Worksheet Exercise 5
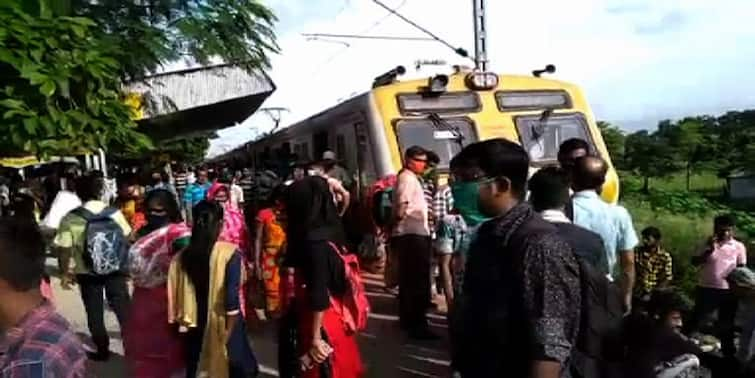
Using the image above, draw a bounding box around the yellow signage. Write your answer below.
[123,92,145,120]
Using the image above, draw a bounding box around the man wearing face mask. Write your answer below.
[455,139,581,378]
[391,145,437,340]
[146,170,177,198]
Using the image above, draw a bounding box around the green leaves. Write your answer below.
[0,5,150,157]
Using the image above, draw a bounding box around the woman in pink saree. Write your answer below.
[207,182,250,252]
[124,189,190,378]
[207,182,252,316]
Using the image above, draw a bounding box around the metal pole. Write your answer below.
[473,0,489,71]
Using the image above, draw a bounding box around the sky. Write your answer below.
[207,0,755,157]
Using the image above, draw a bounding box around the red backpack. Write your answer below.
[327,242,370,333]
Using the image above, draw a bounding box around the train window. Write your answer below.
[496,90,572,112]
[514,112,594,165]
[397,92,481,115]
[394,117,477,168]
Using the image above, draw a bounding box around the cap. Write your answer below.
[322,151,337,161]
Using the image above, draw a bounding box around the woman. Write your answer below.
[168,201,258,378]
[207,182,250,253]
[124,189,190,378]
[10,191,54,301]
[253,186,287,317]
[282,176,363,378]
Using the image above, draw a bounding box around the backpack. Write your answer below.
[367,174,396,230]
[72,207,129,275]
[327,242,370,333]
[506,216,623,378]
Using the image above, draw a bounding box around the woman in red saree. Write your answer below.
[124,189,190,378]
[282,177,364,378]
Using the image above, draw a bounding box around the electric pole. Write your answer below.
[472,0,489,71]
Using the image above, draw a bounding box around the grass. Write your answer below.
[619,171,754,297]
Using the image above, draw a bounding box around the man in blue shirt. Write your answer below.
[571,155,639,312]
[183,168,210,222]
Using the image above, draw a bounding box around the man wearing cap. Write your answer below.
[321,150,353,189]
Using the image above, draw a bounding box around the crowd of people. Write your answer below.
[0,140,752,378]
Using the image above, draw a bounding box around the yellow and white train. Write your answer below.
[225,66,619,203]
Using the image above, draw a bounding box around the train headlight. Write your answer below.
[427,75,449,94]
[465,72,499,90]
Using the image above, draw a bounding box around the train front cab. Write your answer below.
[369,71,620,204]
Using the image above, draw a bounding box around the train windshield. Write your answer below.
[514,112,594,165]
[395,117,477,168]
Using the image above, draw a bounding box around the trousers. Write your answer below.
[391,234,432,330]
[77,273,131,353]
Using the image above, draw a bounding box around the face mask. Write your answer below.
[147,214,169,227]
[407,160,427,174]
[451,182,490,226]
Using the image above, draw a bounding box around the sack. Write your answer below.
[367,175,396,229]
[73,207,129,275]
[327,242,370,333]
[654,354,700,378]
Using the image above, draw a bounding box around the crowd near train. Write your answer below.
[0,67,752,378]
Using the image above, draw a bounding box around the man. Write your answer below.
[54,174,132,361]
[309,161,351,217]
[557,138,590,173]
[183,168,211,222]
[623,288,704,378]
[634,227,673,305]
[229,171,245,209]
[571,155,638,312]
[528,166,605,272]
[688,214,747,357]
[0,219,87,376]
[458,139,581,378]
[146,170,177,198]
[391,146,435,339]
[321,150,353,189]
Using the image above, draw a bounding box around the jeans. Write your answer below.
[391,234,432,331]
[77,273,131,353]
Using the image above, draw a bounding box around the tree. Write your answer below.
[597,121,626,168]
[68,0,278,80]
[657,118,705,191]
[624,130,676,193]
[1,0,278,156]
[0,5,151,156]
[159,136,211,164]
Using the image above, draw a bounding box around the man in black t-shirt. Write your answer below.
[529,166,606,274]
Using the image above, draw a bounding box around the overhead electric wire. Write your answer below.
[302,33,434,42]
[371,0,472,60]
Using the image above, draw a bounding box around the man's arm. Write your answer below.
[392,173,410,222]
[619,249,636,312]
[616,206,638,312]
[691,238,715,266]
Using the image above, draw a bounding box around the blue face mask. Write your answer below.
[450,182,490,226]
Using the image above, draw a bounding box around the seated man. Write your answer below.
[623,288,703,378]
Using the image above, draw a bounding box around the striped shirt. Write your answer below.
[173,172,188,195]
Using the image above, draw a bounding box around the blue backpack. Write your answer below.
[72,207,129,275]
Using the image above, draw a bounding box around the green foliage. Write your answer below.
[0,5,151,156]
[69,0,279,80]
[623,172,755,297]
[597,121,625,165]
[159,136,210,164]
[623,130,676,191]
